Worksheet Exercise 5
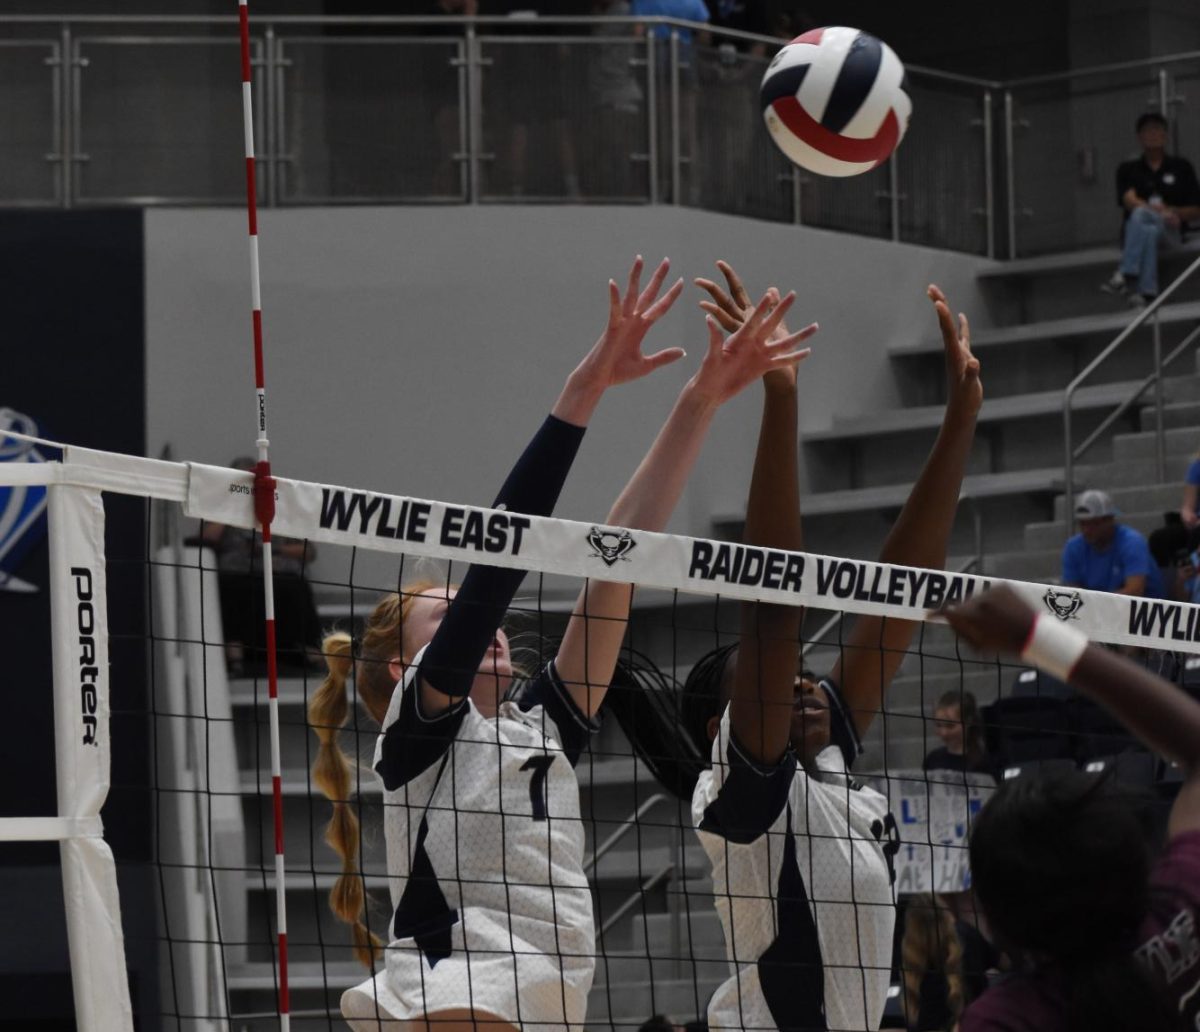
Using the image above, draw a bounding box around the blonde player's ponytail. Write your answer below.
[309,632,382,968]
[307,583,444,967]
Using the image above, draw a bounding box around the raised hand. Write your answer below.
[576,255,686,390]
[554,256,686,426]
[695,259,793,340]
[934,585,1036,656]
[696,260,805,388]
[690,289,818,407]
[928,284,982,417]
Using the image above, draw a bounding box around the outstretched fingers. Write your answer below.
[622,255,645,315]
[757,290,797,340]
[716,259,751,311]
[642,276,685,323]
[641,345,688,371]
[698,298,743,333]
[606,278,622,331]
[704,315,725,359]
[636,257,672,312]
[768,321,819,350]
[694,277,742,325]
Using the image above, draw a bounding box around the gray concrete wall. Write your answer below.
[145,205,990,583]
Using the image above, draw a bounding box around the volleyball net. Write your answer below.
[6,440,1194,1032]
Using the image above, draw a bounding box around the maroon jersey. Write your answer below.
[961,830,1200,1031]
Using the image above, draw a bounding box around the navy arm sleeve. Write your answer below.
[421,414,586,698]
[510,659,600,766]
[698,732,796,845]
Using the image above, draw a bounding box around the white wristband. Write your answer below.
[1019,613,1089,682]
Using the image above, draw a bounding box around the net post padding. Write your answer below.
[48,482,134,1032]
[150,543,241,1028]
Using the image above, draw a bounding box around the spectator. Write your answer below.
[199,457,322,673]
[586,0,645,198]
[1100,111,1200,307]
[1061,488,1166,598]
[631,0,709,203]
[1148,447,1200,577]
[638,1016,682,1032]
[900,894,966,1032]
[417,0,478,195]
[924,690,998,779]
[631,0,710,41]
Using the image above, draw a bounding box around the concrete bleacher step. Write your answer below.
[1139,399,1200,431]
[764,466,1061,522]
[227,960,364,993]
[1025,507,1172,551]
[888,298,1200,359]
[587,972,728,1026]
[806,373,1200,445]
[1113,424,1200,462]
[982,548,1063,582]
[1050,481,1180,522]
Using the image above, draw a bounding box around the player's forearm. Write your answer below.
[598,381,719,533]
[550,364,608,428]
[556,384,719,713]
[878,406,977,570]
[423,414,585,699]
[742,378,802,554]
[730,378,803,765]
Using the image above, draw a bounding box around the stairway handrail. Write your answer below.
[1063,253,1200,535]
[583,792,671,874]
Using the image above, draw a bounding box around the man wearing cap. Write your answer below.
[1062,489,1166,598]
[1101,111,1200,307]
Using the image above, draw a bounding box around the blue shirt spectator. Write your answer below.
[1062,489,1166,598]
[631,0,710,41]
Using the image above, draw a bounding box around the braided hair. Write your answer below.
[603,642,738,801]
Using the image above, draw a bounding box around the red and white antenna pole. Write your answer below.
[237,3,290,1028]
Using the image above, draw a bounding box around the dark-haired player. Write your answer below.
[628,263,981,1031]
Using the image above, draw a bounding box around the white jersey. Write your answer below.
[341,645,597,1032]
[692,682,898,1032]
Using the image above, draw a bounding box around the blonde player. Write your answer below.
[310,256,816,1032]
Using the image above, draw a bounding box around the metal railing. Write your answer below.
[2,16,1200,256]
[1062,253,1200,533]
[1004,51,1200,256]
[0,13,997,252]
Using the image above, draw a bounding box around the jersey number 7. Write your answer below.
[520,755,556,821]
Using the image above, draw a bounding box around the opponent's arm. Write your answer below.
[832,286,982,737]
[555,289,816,718]
[419,257,686,716]
[939,585,1200,838]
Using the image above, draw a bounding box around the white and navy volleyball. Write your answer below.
[761,26,912,178]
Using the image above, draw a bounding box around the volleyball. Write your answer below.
[760,26,912,178]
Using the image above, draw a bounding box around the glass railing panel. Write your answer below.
[691,46,792,223]
[276,36,466,204]
[896,80,990,255]
[0,40,61,205]
[1010,67,1165,256]
[477,35,651,202]
[74,36,264,205]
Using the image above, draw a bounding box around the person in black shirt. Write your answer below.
[1101,111,1200,306]
[923,689,999,779]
